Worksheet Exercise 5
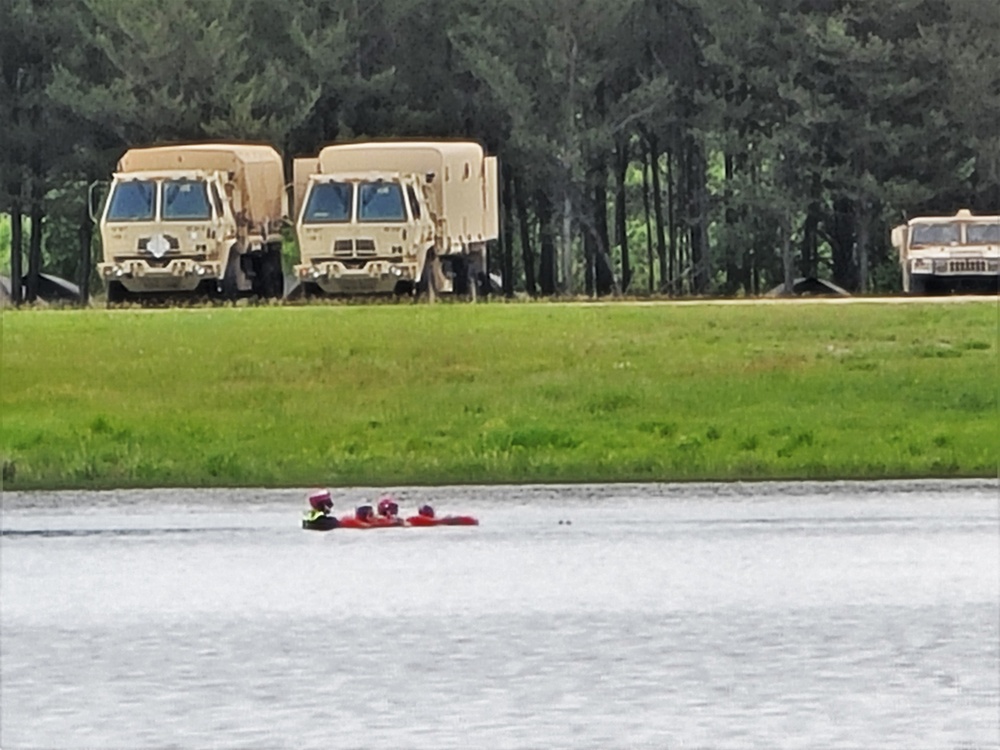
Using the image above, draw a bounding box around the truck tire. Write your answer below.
[417,251,439,301]
[256,247,284,299]
[451,256,470,295]
[908,276,930,296]
[106,281,127,306]
[221,249,240,301]
[393,279,415,296]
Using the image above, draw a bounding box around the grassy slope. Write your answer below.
[1,300,997,489]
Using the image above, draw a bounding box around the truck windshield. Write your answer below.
[106,180,155,221]
[303,182,352,223]
[162,179,212,221]
[910,223,959,246]
[966,224,1000,244]
[359,182,406,222]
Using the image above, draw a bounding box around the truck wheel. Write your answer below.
[257,247,284,299]
[908,276,929,296]
[451,256,470,295]
[221,250,240,301]
[106,281,127,306]
[417,251,439,301]
[393,279,415,296]
[476,271,491,299]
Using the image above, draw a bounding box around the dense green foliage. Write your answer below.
[2,301,996,489]
[2,0,998,300]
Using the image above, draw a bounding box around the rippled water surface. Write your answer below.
[2,480,998,749]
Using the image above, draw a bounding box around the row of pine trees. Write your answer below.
[2,0,998,300]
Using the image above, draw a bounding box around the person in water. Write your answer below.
[417,504,435,519]
[304,489,334,523]
[376,495,400,519]
[355,504,375,523]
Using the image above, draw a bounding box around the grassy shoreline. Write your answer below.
[2,299,997,490]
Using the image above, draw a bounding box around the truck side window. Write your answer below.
[106,180,155,221]
[406,185,421,219]
[210,183,225,219]
[303,182,352,223]
[359,182,406,222]
[162,179,212,221]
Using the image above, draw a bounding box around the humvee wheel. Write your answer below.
[106,281,127,306]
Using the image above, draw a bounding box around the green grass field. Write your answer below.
[1,299,997,489]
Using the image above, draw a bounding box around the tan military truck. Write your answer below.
[97,143,286,303]
[891,209,1000,294]
[293,141,498,298]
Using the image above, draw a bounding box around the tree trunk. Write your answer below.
[614,138,630,294]
[648,133,667,292]
[828,196,858,291]
[666,143,676,292]
[501,161,515,297]
[687,138,709,294]
[536,189,557,296]
[561,186,573,295]
[583,185,595,297]
[592,160,613,297]
[10,198,23,306]
[782,213,795,296]
[515,172,537,296]
[855,199,870,293]
[26,195,43,303]
[641,144,654,293]
[723,152,739,294]
[78,201,94,307]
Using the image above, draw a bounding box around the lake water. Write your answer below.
[1,480,997,749]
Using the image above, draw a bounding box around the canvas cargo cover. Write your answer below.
[117,143,285,224]
[315,141,498,242]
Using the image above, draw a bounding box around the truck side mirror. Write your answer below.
[87,180,108,223]
[890,226,904,248]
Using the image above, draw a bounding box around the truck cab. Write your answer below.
[892,209,1000,294]
[293,141,498,298]
[295,171,441,295]
[97,144,286,303]
[99,169,234,297]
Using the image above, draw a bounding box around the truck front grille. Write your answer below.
[947,259,988,273]
[331,239,378,259]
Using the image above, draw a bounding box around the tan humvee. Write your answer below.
[293,141,499,297]
[891,209,1000,294]
[98,143,287,303]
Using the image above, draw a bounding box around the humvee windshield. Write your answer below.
[910,223,959,246]
[966,224,1000,244]
[106,180,155,221]
[359,182,406,222]
[162,179,211,221]
[303,182,352,223]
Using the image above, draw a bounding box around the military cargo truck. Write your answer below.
[97,143,286,303]
[891,209,1000,294]
[293,141,499,298]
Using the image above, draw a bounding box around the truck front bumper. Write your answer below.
[295,260,418,294]
[98,259,222,292]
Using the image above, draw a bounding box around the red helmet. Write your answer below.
[377,497,399,517]
[309,490,333,512]
[418,504,435,518]
[356,505,374,521]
